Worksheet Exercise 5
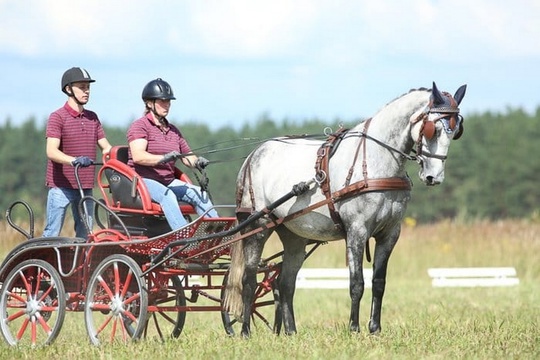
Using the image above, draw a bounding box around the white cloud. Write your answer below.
[1,0,538,60]
[0,0,538,128]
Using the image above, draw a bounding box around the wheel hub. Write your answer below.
[26,297,41,317]
[109,296,124,316]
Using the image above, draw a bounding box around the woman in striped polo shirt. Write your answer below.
[127,78,218,231]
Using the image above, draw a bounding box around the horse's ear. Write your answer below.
[454,84,467,105]
[431,81,445,105]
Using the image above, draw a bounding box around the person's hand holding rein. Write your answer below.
[195,156,209,170]
[159,151,182,164]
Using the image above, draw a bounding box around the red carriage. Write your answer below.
[0,146,282,346]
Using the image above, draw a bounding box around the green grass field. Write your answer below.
[0,219,538,359]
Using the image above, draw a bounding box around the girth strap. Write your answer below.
[314,127,350,230]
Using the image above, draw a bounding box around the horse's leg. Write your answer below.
[274,226,308,335]
[345,225,367,332]
[240,220,272,338]
[368,226,400,334]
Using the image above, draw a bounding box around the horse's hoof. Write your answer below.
[368,322,381,335]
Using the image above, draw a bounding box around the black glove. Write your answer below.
[159,151,181,164]
[195,156,209,170]
[71,156,93,167]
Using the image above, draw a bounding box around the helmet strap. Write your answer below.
[66,84,85,106]
[149,100,166,124]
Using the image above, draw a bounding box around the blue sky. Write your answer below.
[1,0,538,131]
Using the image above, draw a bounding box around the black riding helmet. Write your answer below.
[61,67,95,95]
[142,78,176,101]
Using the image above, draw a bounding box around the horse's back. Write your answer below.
[238,138,322,195]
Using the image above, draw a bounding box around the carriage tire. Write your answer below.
[84,254,148,345]
[0,259,66,346]
[220,271,279,336]
[144,275,187,339]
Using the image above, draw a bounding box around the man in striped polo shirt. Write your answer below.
[43,67,112,238]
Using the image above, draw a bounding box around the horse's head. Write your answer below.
[410,82,467,185]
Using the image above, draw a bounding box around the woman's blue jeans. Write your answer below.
[143,178,218,231]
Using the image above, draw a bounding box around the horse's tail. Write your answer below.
[223,237,245,320]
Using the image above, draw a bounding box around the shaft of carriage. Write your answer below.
[148,180,314,268]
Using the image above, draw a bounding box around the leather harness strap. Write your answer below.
[315,118,404,233]
[314,127,350,231]
[203,176,411,262]
[236,126,412,232]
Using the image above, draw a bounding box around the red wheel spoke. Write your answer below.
[114,263,120,296]
[36,313,52,334]
[109,317,118,342]
[122,310,138,323]
[119,317,129,341]
[90,303,111,311]
[7,310,26,322]
[96,314,114,336]
[6,291,27,304]
[120,269,134,299]
[37,282,56,303]
[97,275,115,299]
[18,271,32,295]
[15,317,30,340]
[31,317,37,345]
[123,292,140,306]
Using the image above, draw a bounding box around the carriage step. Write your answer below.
[427,267,519,287]
[295,268,373,289]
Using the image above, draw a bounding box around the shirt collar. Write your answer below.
[145,112,169,127]
[63,102,84,118]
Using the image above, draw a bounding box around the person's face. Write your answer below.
[70,82,91,104]
[154,98,171,117]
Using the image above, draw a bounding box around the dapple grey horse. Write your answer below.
[224,82,467,336]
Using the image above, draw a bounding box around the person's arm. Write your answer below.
[46,137,78,165]
[98,138,112,156]
[129,138,164,166]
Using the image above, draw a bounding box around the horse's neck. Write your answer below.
[340,90,429,179]
[370,90,427,133]
[365,90,429,151]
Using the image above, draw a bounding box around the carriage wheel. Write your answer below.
[220,268,279,336]
[84,254,148,345]
[144,275,187,340]
[0,259,66,346]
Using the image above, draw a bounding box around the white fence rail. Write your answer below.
[295,268,372,289]
[292,267,519,289]
[427,267,519,287]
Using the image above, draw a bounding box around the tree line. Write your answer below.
[1,108,539,224]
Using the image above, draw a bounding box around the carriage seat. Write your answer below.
[97,146,197,216]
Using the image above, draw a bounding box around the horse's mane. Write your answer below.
[385,87,431,107]
[367,87,432,122]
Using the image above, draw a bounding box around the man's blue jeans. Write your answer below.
[42,187,93,238]
[143,178,218,231]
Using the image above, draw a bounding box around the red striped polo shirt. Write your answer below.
[127,114,191,186]
[45,102,106,189]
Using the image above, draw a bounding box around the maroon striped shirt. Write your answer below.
[45,103,106,189]
[127,114,191,185]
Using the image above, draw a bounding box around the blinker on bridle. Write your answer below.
[411,91,464,161]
